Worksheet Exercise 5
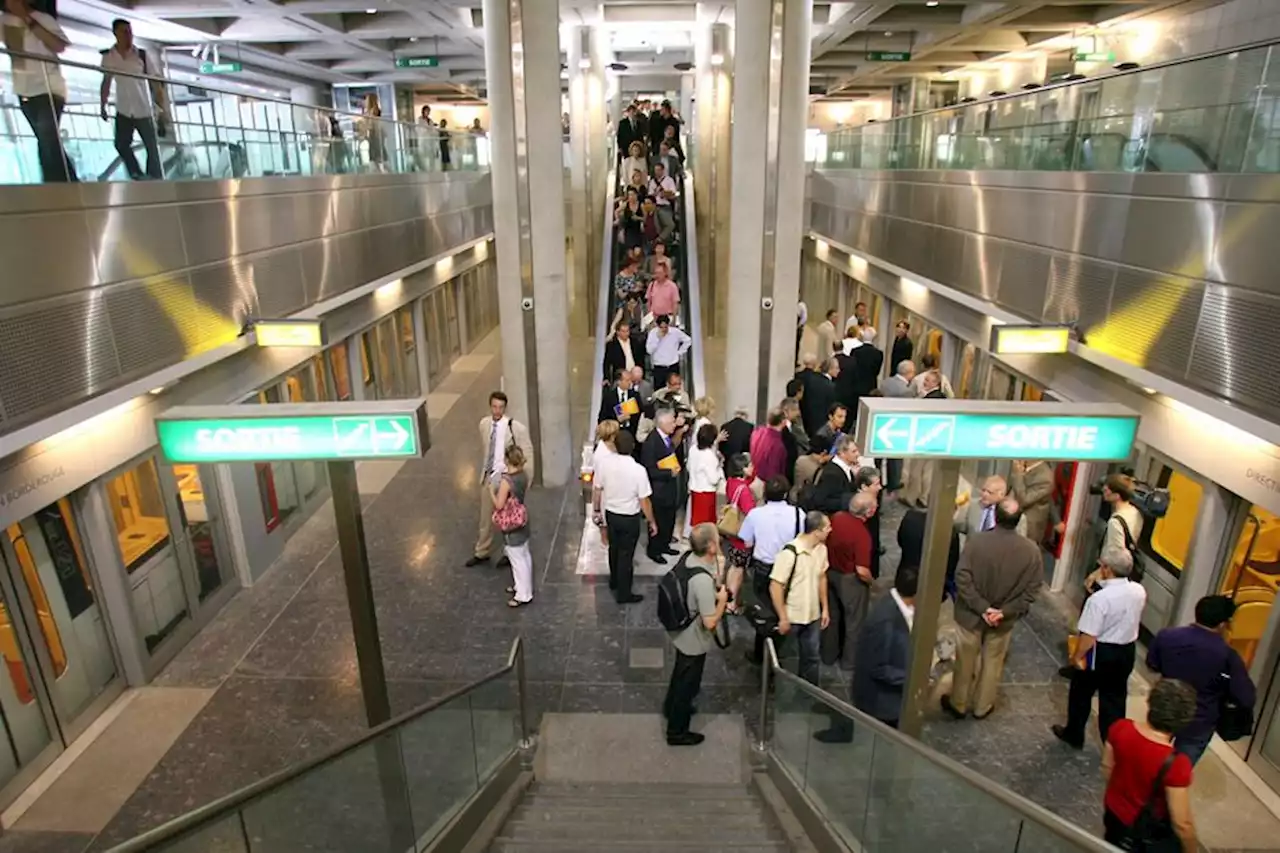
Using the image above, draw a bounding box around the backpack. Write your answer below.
[656,552,712,632]
[744,544,801,637]
[795,466,823,512]
[1113,515,1146,584]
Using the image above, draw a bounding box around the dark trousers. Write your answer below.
[885,458,904,492]
[1063,641,1136,744]
[652,362,676,391]
[664,649,706,737]
[647,499,677,560]
[605,511,641,600]
[821,572,870,668]
[19,94,75,183]
[115,114,163,179]
[750,560,775,663]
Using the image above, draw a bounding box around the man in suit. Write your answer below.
[603,321,645,382]
[810,434,861,515]
[815,565,918,740]
[718,408,754,470]
[878,360,915,493]
[599,368,642,438]
[629,365,654,411]
[955,475,1026,541]
[467,391,535,568]
[1011,460,1053,547]
[641,410,686,565]
[942,499,1043,720]
[890,320,913,373]
[815,309,839,363]
[616,104,637,164]
[850,327,885,409]
[898,507,961,600]
[800,357,839,441]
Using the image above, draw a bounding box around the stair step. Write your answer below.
[490,842,791,853]
[521,794,765,815]
[511,804,771,825]
[500,820,783,843]
[527,781,755,799]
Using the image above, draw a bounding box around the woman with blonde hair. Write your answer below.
[592,420,620,547]
[620,140,648,186]
[490,444,533,607]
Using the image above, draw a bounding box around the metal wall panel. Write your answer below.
[808,169,1280,424]
[0,171,492,437]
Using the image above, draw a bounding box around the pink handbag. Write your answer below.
[492,477,528,533]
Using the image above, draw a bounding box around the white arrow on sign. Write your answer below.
[372,419,410,451]
[875,417,909,450]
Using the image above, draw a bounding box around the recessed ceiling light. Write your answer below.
[365,8,376,14]
[926,0,939,6]
[884,31,893,36]
[409,36,419,42]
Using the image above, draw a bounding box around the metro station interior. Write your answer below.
[1,0,1280,850]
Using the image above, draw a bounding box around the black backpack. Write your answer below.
[656,553,711,632]
[1114,515,1146,584]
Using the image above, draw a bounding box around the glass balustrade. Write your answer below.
[0,47,488,185]
[817,41,1280,174]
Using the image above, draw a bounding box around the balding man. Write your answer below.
[823,491,879,669]
[942,498,1044,720]
[955,475,1026,540]
[878,360,915,494]
[1053,545,1146,749]
[641,410,684,572]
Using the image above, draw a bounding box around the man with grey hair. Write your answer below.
[878,360,916,494]
[641,409,684,571]
[664,523,729,746]
[823,491,878,669]
[1053,544,1146,749]
[942,498,1043,721]
[771,510,832,686]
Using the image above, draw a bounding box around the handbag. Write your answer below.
[491,476,528,533]
[1215,653,1254,741]
[744,508,804,636]
[717,484,748,538]
[1120,752,1181,853]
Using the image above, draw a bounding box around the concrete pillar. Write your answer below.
[483,0,573,486]
[723,0,811,420]
[693,10,733,337]
[567,20,608,340]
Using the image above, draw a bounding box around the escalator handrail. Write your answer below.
[681,169,705,401]
[761,640,1116,853]
[588,168,619,449]
[105,637,528,853]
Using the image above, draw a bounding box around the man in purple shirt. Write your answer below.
[1146,595,1256,764]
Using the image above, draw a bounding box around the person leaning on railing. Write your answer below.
[2,0,76,182]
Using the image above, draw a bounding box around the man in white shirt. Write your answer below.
[646,315,692,391]
[100,19,167,180]
[1053,546,1146,749]
[2,0,74,182]
[468,391,535,569]
[593,431,658,603]
[648,161,678,241]
[843,301,877,343]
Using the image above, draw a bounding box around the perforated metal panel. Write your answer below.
[1189,286,1280,418]
[250,248,307,318]
[995,243,1050,319]
[1098,268,1202,377]
[0,296,120,423]
[1043,254,1114,331]
[106,275,197,379]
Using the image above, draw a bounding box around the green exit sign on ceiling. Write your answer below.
[1075,50,1116,62]
[199,61,242,74]
[156,402,430,463]
[867,51,911,62]
[396,57,439,68]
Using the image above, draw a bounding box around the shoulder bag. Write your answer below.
[1216,649,1254,741]
[717,484,748,538]
[1120,752,1181,853]
[492,476,528,534]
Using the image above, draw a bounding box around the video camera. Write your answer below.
[1088,469,1170,520]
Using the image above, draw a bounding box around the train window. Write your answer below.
[1138,466,1203,578]
[1218,506,1279,667]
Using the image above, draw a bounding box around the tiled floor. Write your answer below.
[4,324,1279,852]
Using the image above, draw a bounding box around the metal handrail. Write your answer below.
[824,35,1280,129]
[106,636,529,853]
[0,45,476,138]
[760,639,1117,853]
[682,168,706,400]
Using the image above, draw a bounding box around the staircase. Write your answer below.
[488,781,793,852]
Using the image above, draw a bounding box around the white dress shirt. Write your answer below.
[593,452,652,515]
[646,325,692,368]
[102,47,154,118]
[618,337,637,371]
[1077,577,1147,644]
[688,446,724,493]
[648,174,677,206]
[739,501,805,565]
[3,12,68,98]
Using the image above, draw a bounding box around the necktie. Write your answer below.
[982,506,994,531]
[484,420,498,477]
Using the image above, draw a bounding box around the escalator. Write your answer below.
[103,638,1113,853]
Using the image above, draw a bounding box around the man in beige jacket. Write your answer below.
[467,390,535,567]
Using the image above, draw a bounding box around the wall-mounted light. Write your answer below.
[926,0,939,6]
[578,28,591,69]
[609,62,628,71]
[253,319,325,348]
[710,25,725,66]
[674,61,694,72]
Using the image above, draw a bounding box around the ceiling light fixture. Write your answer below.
[365,8,376,14]
[710,53,723,66]
[884,31,893,37]
[926,0,939,5]
[579,56,591,69]
[410,36,419,42]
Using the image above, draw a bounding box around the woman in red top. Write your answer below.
[1101,678,1199,853]
[722,452,757,612]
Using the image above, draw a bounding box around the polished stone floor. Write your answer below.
[4,328,1280,851]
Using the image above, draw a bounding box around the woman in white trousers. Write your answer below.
[490,444,534,607]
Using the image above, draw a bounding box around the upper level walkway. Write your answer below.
[809,38,1280,433]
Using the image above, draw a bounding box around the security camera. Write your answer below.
[761,297,774,310]
[521,297,534,311]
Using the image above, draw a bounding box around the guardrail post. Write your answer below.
[756,639,773,754]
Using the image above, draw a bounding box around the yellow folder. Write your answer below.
[657,453,681,474]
